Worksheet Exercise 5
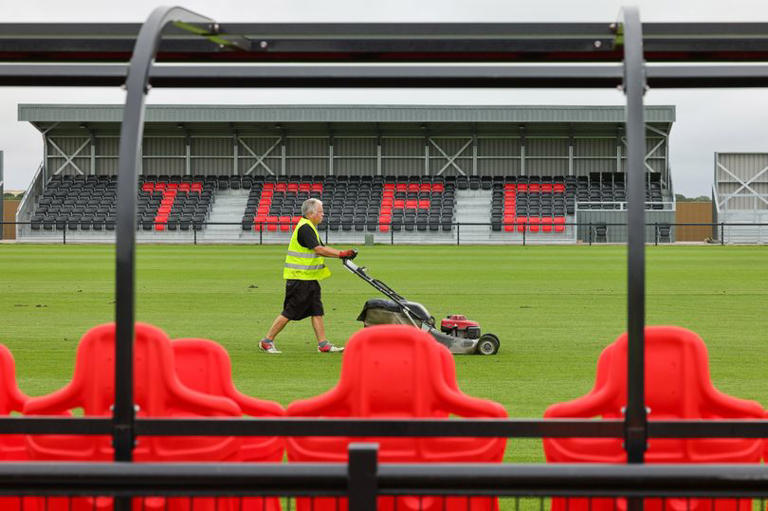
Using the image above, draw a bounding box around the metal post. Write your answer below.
[720,222,724,245]
[654,222,658,246]
[113,7,215,478]
[456,222,460,246]
[621,6,648,465]
[390,224,393,245]
[193,223,197,245]
[588,222,592,246]
[259,224,263,245]
[522,223,526,246]
[348,443,378,511]
[325,222,329,245]
[63,223,66,245]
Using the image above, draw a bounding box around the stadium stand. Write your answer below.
[25,170,669,244]
[29,175,214,233]
[241,175,456,234]
[31,174,117,232]
[286,324,507,511]
[17,104,676,243]
[543,326,764,511]
[139,175,214,231]
[491,176,570,232]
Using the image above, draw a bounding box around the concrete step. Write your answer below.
[454,190,491,228]
[205,190,249,237]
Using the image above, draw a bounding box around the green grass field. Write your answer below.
[1,244,767,464]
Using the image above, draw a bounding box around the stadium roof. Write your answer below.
[19,104,675,124]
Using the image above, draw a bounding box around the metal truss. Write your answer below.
[716,160,768,209]
[620,130,668,175]
[47,137,91,175]
[429,137,472,176]
[238,135,280,175]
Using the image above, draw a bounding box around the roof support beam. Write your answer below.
[4,64,768,88]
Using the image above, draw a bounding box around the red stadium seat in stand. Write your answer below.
[253,215,266,231]
[287,325,507,511]
[516,216,527,233]
[504,215,516,232]
[543,326,764,511]
[172,338,285,511]
[23,323,243,511]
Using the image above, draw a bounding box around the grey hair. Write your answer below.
[301,198,323,217]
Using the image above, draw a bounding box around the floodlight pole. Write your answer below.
[113,2,216,465]
[621,6,648,465]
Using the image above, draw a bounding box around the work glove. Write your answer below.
[339,249,358,260]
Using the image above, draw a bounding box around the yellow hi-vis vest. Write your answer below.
[283,217,331,281]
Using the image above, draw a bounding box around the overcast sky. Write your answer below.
[3,0,768,196]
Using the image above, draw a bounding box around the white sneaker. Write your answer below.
[317,341,344,353]
[259,340,282,354]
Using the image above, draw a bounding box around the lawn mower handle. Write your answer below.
[342,258,361,272]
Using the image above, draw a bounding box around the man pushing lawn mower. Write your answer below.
[259,198,357,354]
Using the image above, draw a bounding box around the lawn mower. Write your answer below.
[342,257,500,355]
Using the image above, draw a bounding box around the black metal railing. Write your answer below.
[2,452,768,510]
[5,220,766,246]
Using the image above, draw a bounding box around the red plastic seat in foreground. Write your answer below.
[287,325,507,511]
[543,326,764,511]
[0,344,29,460]
[0,345,33,509]
[23,323,243,511]
[172,338,285,461]
[172,338,284,511]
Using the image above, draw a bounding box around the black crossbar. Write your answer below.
[2,417,768,438]
[3,22,768,62]
[3,63,768,88]
[1,462,768,497]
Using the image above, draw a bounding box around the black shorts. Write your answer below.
[281,279,324,321]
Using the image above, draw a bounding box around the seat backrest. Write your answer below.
[288,325,506,511]
[24,323,242,462]
[172,338,239,399]
[0,345,27,417]
[597,326,750,420]
[544,326,764,465]
[326,326,458,418]
[0,344,29,461]
[64,323,237,417]
[172,338,285,416]
[287,325,506,463]
[171,338,285,464]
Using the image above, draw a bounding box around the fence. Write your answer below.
[2,456,768,510]
[5,220,765,245]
